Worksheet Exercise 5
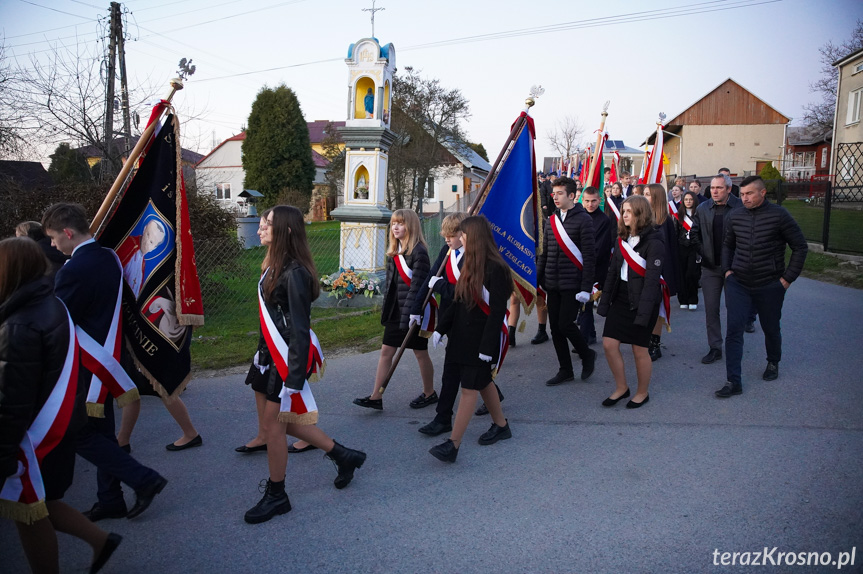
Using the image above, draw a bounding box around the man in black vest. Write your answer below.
[43,203,168,521]
[537,177,597,385]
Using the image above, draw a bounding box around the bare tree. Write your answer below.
[546,115,584,160]
[803,19,863,132]
[0,44,32,159]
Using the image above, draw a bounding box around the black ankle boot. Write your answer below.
[327,441,367,489]
[648,334,662,361]
[244,479,291,524]
[508,325,516,347]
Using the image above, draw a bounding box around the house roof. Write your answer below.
[76,136,204,165]
[196,121,345,167]
[0,160,53,189]
[312,149,329,168]
[833,46,863,68]
[603,140,644,155]
[786,126,831,146]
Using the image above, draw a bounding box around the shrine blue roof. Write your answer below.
[347,38,391,62]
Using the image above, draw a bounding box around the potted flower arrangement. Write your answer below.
[355,185,369,200]
[320,267,379,304]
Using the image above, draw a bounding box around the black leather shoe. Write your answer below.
[287,443,317,454]
[580,349,597,380]
[508,325,516,347]
[530,329,549,344]
[601,389,630,407]
[745,321,756,333]
[409,391,438,409]
[353,396,383,410]
[545,371,575,386]
[478,420,512,445]
[127,476,168,519]
[326,441,366,489]
[625,395,650,409]
[418,419,452,435]
[475,402,489,416]
[244,479,291,524]
[235,443,267,453]
[83,502,127,522]
[715,383,742,398]
[762,361,779,381]
[165,435,202,451]
[429,439,459,462]
[90,532,122,574]
[701,348,722,364]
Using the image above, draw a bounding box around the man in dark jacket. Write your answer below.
[576,186,612,345]
[715,177,807,397]
[691,174,741,365]
[538,173,553,218]
[42,203,168,521]
[537,177,597,385]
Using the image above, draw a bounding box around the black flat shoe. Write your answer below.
[418,419,452,436]
[715,383,742,398]
[409,391,438,409]
[83,502,127,522]
[287,443,318,454]
[353,396,383,410]
[235,443,267,453]
[127,476,168,519]
[166,435,202,451]
[475,402,489,416]
[625,395,650,409]
[601,389,631,407]
[429,439,459,463]
[545,371,575,386]
[530,330,549,344]
[762,361,779,381]
[90,533,122,574]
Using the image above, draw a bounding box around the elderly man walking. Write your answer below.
[715,176,808,398]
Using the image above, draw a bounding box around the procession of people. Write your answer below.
[1,170,809,571]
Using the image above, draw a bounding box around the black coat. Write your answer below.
[539,180,553,216]
[0,277,84,480]
[436,261,511,365]
[676,210,701,249]
[597,227,665,327]
[256,262,314,392]
[587,208,613,289]
[691,194,742,269]
[654,216,680,297]
[722,199,808,288]
[382,243,430,330]
[417,244,461,317]
[538,204,596,292]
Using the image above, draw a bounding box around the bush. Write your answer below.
[759,163,784,201]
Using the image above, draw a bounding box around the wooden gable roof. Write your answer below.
[667,78,789,126]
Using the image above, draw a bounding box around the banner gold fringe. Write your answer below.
[278,410,318,425]
[308,360,327,383]
[0,498,48,525]
[659,315,672,333]
[518,320,526,333]
[115,387,140,408]
[125,339,192,403]
[86,403,105,418]
[512,274,537,315]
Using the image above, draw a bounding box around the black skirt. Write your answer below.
[602,280,658,348]
[382,323,429,351]
[245,364,281,404]
[453,362,494,391]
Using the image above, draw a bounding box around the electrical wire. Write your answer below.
[17,0,93,20]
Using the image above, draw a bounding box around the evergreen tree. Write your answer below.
[47,142,92,183]
[242,84,315,207]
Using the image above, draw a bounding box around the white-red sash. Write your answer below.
[668,200,679,217]
[0,305,79,524]
[444,248,463,285]
[606,196,621,221]
[550,213,583,270]
[82,251,139,417]
[617,237,671,327]
[475,287,511,377]
[278,381,318,424]
[395,253,438,336]
[258,271,325,387]
[679,211,693,232]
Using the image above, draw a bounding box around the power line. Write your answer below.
[17,0,94,20]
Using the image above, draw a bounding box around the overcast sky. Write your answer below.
[3,0,862,163]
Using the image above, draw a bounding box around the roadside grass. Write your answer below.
[789,248,863,290]
[782,200,863,255]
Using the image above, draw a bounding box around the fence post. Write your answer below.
[822,182,832,252]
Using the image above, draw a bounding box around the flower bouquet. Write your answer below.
[320,267,380,300]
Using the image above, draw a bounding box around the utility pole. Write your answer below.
[102,1,120,179]
[116,2,132,160]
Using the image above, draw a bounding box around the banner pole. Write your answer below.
[586,101,610,187]
[90,77,185,235]
[379,94,540,394]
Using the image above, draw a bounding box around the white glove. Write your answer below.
[576,291,591,304]
[478,353,492,362]
[428,275,441,289]
[409,314,421,327]
[432,331,447,348]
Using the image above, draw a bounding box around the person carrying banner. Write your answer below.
[597,196,664,409]
[576,187,613,345]
[42,203,168,522]
[0,237,122,574]
[676,191,702,309]
[428,216,513,463]
[643,184,679,361]
[354,209,437,410]
[537,177,598,386]
[245,206,366,524]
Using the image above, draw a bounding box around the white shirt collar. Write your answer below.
[72,237,96,257]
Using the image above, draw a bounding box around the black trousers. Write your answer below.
[547,289,591,374]
[677,243,701,305]
[433,361,461,423]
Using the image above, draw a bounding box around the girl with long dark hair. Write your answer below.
[244,206,366,524]
[676,191,702,309]
[428,216,513,463]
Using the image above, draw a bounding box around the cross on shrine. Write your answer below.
[362,0,384,37]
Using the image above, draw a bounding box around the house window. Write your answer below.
[215,183,231,200]
[803,152,815,166]
[839,155,855,181]
[855,62,863,74]
[847,88,863,125]
[821,148,828,169]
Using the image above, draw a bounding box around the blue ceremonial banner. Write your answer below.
[479,113,541,310]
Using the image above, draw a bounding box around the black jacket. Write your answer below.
[382,243,430,330]
[722,199,808,288]
[0,277,85,480]
[676,210,701,249]
[597,227,665,327]
[587,208,613,289]
[654,217,680,297]
[690,194,742,269]
[538,204,596,292]
[436,261,511,365]
[256,262,315,392]
[417,244,461,317]
[539,180,553,216]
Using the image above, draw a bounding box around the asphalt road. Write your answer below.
[2,277,862,573]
